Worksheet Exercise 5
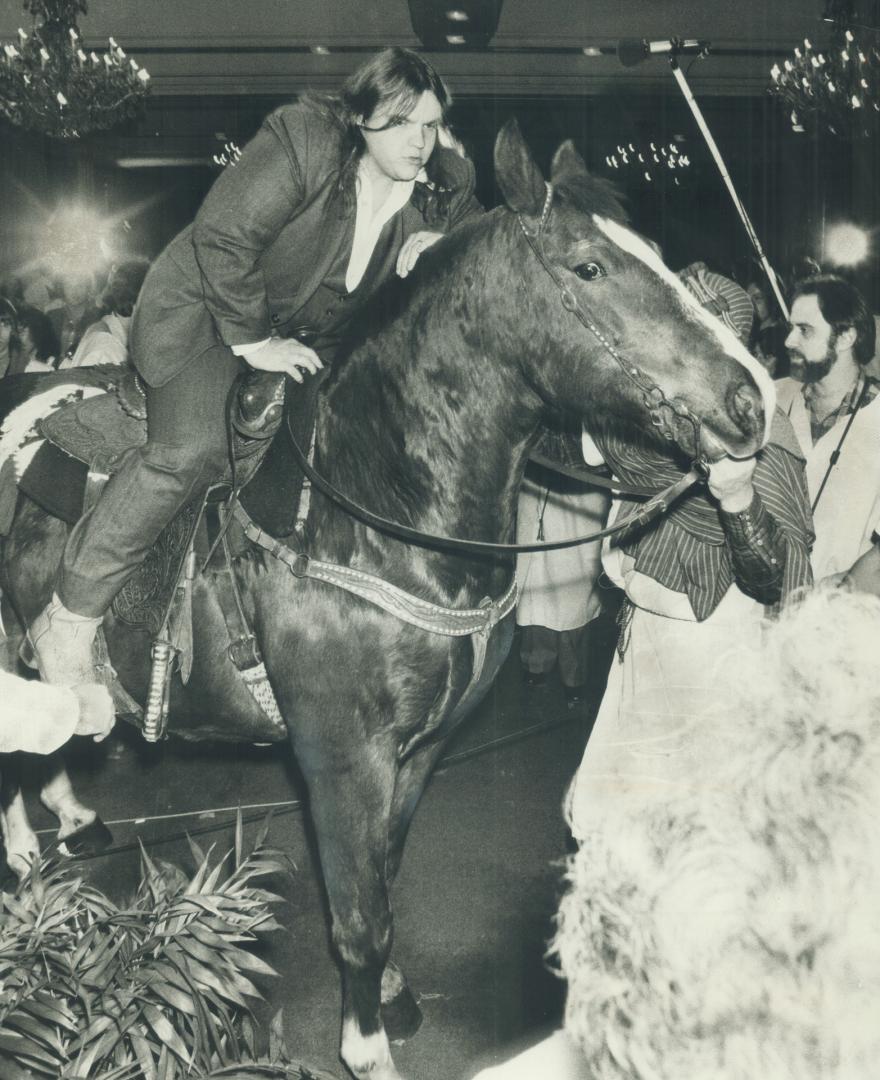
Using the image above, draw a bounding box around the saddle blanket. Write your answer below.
[0,373,194,635]
[0,374,112,532]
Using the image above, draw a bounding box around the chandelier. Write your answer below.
[605,139,692,188]
[0,0,150,139]
[768,25,880,137]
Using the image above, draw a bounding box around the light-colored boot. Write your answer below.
[24,593,103,687]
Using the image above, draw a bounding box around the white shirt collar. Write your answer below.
[346,161,421,292]
[355,159,419,223]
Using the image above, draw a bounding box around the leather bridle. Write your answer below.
[518,183,708,463]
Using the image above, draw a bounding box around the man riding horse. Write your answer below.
[27,46,483,691]
[4,104,781,1079]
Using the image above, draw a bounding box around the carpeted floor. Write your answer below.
[11,616,617,1079]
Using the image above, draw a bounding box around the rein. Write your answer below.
[528,450,659,495]
[284,412,699,556]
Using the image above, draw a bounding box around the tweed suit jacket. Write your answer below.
[131,101,482,388]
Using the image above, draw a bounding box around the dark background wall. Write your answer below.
[2,85,879,305]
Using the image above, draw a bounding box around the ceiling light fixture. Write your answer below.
[822,221,871,265]
[116,156,209,169]
[0,0,150,139]
[408,0,503,49]
[769,30,879,136]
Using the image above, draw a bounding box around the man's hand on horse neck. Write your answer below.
[706,455,757,514]
[246,338,323,384]
[396,231,444,278]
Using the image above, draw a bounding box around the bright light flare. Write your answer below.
[9,183,160,297]
[44,202,117,280]
[822,222,872,267]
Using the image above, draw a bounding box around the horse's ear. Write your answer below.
[494,117,546,217]
[551,139,587,183]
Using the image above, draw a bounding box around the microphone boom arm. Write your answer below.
[668,57,789,320]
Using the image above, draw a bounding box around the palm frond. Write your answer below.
[0,817,333,1080]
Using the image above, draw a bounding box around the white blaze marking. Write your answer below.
[341,1018,401,1080]
[594,215,775,443]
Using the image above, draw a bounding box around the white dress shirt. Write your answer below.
[777,376,880,579]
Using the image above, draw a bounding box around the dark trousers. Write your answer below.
[58,346,242,617]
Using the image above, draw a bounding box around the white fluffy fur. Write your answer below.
[554,588,880,1080]
[0,383,103,480]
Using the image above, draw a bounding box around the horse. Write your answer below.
[0,118,774,1080]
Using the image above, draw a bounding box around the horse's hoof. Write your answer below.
[381,985,423,1042]
[56,816,113,857]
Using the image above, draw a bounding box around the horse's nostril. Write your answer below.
[731,382,762,433]
[734,386,756,416]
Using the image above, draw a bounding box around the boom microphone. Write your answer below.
[617,38,708,67]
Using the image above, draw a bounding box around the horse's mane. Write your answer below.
[553,168,629,224]
[329,162,633,386]
[336,167,628,359]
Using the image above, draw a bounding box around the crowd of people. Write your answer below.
[1,262,152,755]
[0,257,150,379]
[482,254,880,1076]
[479,586,880,1080]
[1,41,879,1079]
[498,232,880,1077]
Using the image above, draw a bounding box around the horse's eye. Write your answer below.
[574,262,605,281]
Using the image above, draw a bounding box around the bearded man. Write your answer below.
[778,274,880,591]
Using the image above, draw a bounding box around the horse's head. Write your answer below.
[493,119,774,462]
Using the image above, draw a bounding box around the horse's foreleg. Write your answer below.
[40,753,96,836]
[378,741,449,1041]
[386,741,448,884]
[0,758,41,878]
[304,752,404,1080]
[39,754,112,855]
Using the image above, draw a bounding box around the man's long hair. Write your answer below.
[304,48,457,217]
[339,46,451,139]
